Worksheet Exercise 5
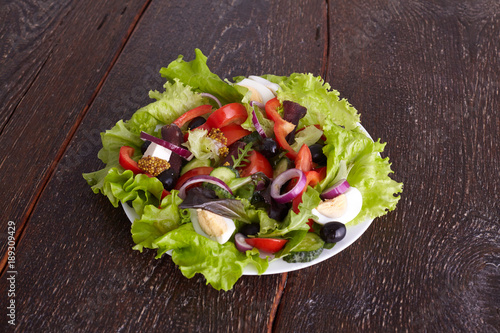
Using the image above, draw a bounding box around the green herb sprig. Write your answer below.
[231,142,254,168]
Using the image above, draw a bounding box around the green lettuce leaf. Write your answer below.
[160,48,246,105]
[140,79,205,125]
[103,169,163,216]
[131,190,183,252]
[183,128,222,161]
[268,73,360,130]
[152,223,268,291]
[291,125,324,152]
[240,104,274,137]
[320,120,403,225]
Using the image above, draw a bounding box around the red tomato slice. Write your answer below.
[119,146,142,174]
[220,124,252,146]
[295,144,312,172]
[239,151,273,178]
[205,103,248,129]
[245,238,288,253]
[173,104,213,128]
[174,166,214,190]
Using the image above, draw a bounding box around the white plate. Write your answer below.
[123,124,374,275]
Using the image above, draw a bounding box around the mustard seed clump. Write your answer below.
[208,128,228,145]
[138,156,170,176]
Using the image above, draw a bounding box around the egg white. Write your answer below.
[189,209,236,244]
[236,78,275,104]
[312,187,363,225]
[248,76,281,94]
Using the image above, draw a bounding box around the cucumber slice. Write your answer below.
[283,233,325,263]
[283,247,324,263]
[210,166,239,184]
[181,158,212,175]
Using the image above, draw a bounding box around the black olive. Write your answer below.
[257,138,279,160]
[187,116,206,130]
[320,222,346,243]
[157,169,178,191]
[310,143,327,165]
[239,223,260,236]
[268,201,290,221]
[141,140,152,154]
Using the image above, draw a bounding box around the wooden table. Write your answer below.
[1,0,499,331]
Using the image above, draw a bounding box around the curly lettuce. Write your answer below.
[320,120,403,225]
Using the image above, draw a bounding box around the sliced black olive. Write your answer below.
[187,117,207,130]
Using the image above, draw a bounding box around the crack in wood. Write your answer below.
[267,273,288,333]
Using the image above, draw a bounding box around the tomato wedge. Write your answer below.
[239,151,273,178]
[245,238,288,253]
[174,166,214,190]
[295,144,312,172]
[205,103,248,129]
[119,146,142,174]
[173,105,213,128]
[265,98,297,160]
[220,124,252,146]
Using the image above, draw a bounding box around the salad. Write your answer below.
[83,49,403,291]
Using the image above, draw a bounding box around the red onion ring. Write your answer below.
[249,100,265,109]
[321,179,350,199]
[234,233,253,252]
[178,175,233,199]
[140,131,193,161]
[270,168,307,204]
[251,108,268,138]
[201,93,222,108]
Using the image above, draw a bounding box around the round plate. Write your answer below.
[122,124,374,275]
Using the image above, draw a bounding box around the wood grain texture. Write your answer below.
[0,0,151,267]
[0,0,327,331]
[0,0,72,131]
[273,0,500,332]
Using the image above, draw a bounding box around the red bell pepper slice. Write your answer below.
[119,146,142,174]
[219,124,252,146]
[205,103,248,129]
[264,98,297,160]
[173,105,213,128]
[245,238,288,253]
[174,166,214,190]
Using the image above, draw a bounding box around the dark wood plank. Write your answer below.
[0,0,73,131]
[273,0,500,331]
[0,0,151,266]
[0,0,327,331]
